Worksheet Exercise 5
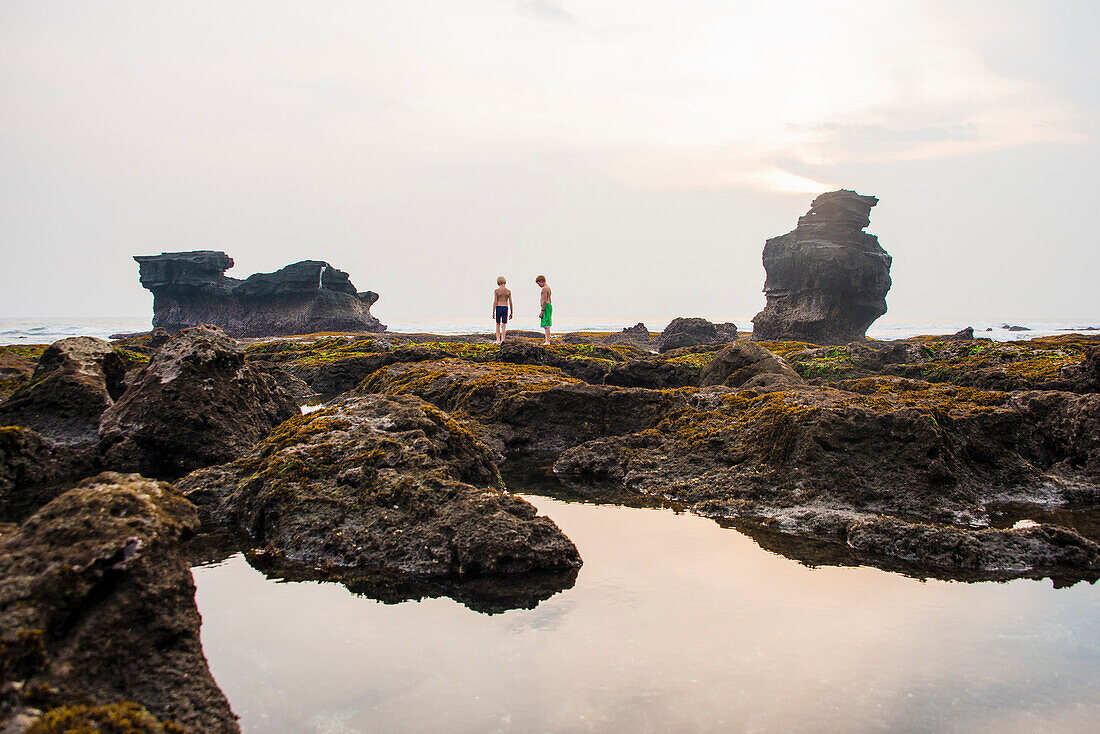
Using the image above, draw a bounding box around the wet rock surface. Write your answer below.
[98,325,298,478]
[0,472,238,732]
[751,190,892,344]
[135,250,385,337]
[552,367,1100,579]
[5,320,1100,722]
[0,426,97,521]
[177,393,582,578]
[0,337,126,446]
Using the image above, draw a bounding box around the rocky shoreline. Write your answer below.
[2,322,1099,728]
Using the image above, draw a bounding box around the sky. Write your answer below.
[1,0,1098,329]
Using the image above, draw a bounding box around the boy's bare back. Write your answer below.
[495,286,511,305]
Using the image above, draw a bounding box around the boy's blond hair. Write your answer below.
[497,276,506,285]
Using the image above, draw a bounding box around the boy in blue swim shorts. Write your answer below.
[536,275,552,345]
[493,276,513,344]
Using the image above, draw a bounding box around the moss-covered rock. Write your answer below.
[177,393,581,579]
[0,473,238,732]
[25,701,186,733]
[775,335,1099,393]
[0,337,126,446]
[557,378,1089,518]
[699,340,803,388]
[99,325,298,478]
[355,359,690,457]
[553,375,1100,578]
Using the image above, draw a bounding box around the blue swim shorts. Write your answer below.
[495,305,509,324]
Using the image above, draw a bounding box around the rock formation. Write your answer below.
[699,341,802,388]
[751,190,892,344]
[656,318,738,353]
[99,325,298,478]
[0,472,238,731]
[134,250,385,337]
[177,393,582,578]
[0,337,126,446]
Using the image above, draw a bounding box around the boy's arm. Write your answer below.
[508,293,514,316]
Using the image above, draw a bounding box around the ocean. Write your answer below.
[0,316,1096,347]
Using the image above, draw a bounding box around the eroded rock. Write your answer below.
[656,318,737,353]
[356,359,689,457]
[751,190,892,344]
[0,337,125,445]
[699,340,803,388]
[134,250,385,337]
[98,325,298,478]
[0,472,238,732]
[177,393,581,578]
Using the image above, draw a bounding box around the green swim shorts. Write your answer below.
[540,303,553,328]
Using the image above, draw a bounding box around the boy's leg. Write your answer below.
[543,326,550,345]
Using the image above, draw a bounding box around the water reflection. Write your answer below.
[521,462,1100,587]
[247,555,577,615]
[186,531,577,615]
[193,495,1100,733]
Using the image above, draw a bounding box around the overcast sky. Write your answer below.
[2,0,1098,328]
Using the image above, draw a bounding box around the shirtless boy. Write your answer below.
[536,275,552,345]
[493,276,514,344]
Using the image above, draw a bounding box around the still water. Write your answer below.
[192,495,1100,733]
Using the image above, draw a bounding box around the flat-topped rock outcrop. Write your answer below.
[751,190,892,344]
[135,250,385,337]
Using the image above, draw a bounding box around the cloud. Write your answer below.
[513,0,578,25]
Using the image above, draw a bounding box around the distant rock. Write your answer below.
[619,323,651,341]
[147,327,172,348]
[751,190,892,345]
[134,250,385,337]
[0,337,125,446]
[0,472,238,731]
[948,327,975,341]
[98,325,298,478]
[1003,324,1032,332]
[656,317,738,353]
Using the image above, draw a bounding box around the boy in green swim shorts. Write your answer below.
[536,275,552,345]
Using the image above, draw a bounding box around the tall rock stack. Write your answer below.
[751,190,892,345]
[134,251,385,337]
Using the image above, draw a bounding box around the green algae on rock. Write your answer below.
[0,472,238,732]
[355,359,690,457]
[99,325,298,479]
[553,374,1100,579]
[177,393,582,578]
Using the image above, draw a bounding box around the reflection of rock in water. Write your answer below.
[501,460,686,511]
[717,516,1100,588]
[184,528,253,568]
[511,462,1100,588]
[186,528,578,615]
[245,551,578,615]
